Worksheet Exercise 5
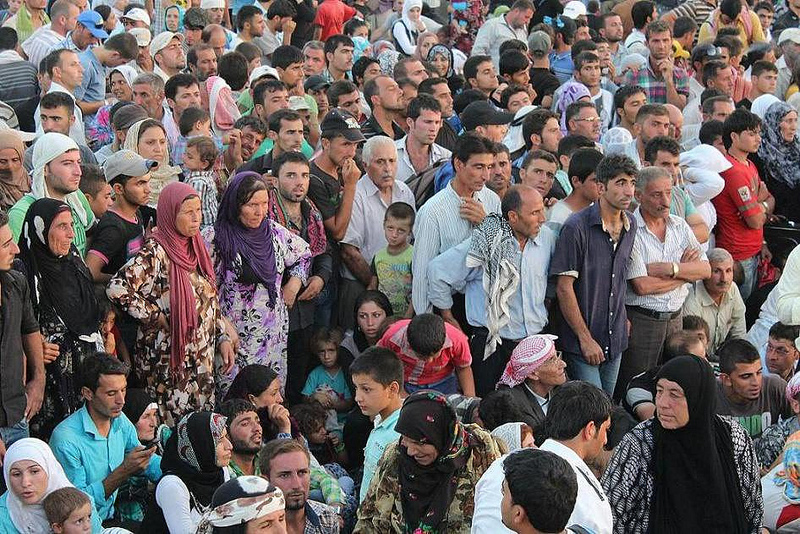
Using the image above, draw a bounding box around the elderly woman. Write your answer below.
[753,101,800,221]
[392,0,426,56]
[86,65,138,150]
[0,128,30,210]
[355,390,506,534]
[203,172,311,397]
[207,477,285,534]
[108,182,234,427]
[601,355,763,533]
[17,198,102,439]
[123,118,183,206]
[0,438,103,533]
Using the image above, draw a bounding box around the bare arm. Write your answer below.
[77,100,105,116]
[685,213,709,244]
[455,366,475,397]
[86,253,112,284]
[340,243,373,286]
[630,276,687,295]
[556,275,605,364]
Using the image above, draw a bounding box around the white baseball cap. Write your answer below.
[779,28,800,46]
[121,7,151,26]
[248,65,280,86]
[129,27,151,47]
[150,31,184,58]
[562,0,587,19]
[201,0,225,9]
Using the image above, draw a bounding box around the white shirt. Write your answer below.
[471,14,529,68]
[22,27,64,68]
[394,136,451,184]
[156,470,232,533]
[471,452,516,534]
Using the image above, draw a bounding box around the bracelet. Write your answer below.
[217,333,231,347]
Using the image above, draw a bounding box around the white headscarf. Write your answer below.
[751,94,781,120]
[30,132,90,227]
[504,105,537,154]
[123,119,182,205]
[401,0,425,35]
[3,438,75,534]
[110,65,139,91]
[491,422,527,451]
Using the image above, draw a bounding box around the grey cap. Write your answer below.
[528,31,551,56]
[111,103,149,131]
[103,150,158,183]
[183,7,209,29]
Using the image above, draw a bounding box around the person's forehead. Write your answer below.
[272,451,309,469]
[531,157,556,168]
[579,106,599,116]
[279,161,309,174]
[368,145,397,161]
[656,377,684,392]
[233,410,259,424]
[655,150,679,162]
[769,336,794,347]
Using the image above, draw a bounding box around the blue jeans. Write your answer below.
[0,418,29,448]
[314,278,337,328]
[739,254,759,301]
[405,373,458,395]
[564,351,622,396]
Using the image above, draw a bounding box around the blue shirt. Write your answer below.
[49,406,162,521]
[75,49,105,104]
[549,50,574,85]
[360,408,400,502]
[0,489,104,532]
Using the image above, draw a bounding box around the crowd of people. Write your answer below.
[3,0,800,531]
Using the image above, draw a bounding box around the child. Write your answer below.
[79,163,112,219]
[184,136,221,230]
[175,106,223,170]
[368,202,414,317]
[302,328,354,433]
[291,400,348,466]
[43,487,98,534]
[349,346,404,502]
[97,292,131,367]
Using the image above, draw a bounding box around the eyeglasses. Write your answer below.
[575,116,602,123]
[766,342,795,357]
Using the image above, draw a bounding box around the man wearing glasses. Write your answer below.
[565,101,602,142]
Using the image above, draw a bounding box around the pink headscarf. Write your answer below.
[153,182,217,377]
[498,335,558,388]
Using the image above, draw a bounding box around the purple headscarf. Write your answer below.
[557,82,591,135]
[213,171,278,305]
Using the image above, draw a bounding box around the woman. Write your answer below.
[355,390,506,533]
[392,0,426,56]
[751,94,781,120]
[414,31,438,62]
[141,411,233,533]
[207,477,286,534]
[164,4,184,32]
[427,43,454,79]
[0,128,30,210]
[0,438,103,533]
[18,199,102,439]
[754,101,800,221]
[490,422,535,451]
[204,172,311,397]
[123,119,183,206]
[601,355,762,533]
[108,182,233,427]
[340,290,394,362]
[223,364,298,442]
[87,65,138,150]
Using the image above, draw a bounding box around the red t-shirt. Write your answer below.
[711,155,764,261]
[313,0,357,41]
[378,319,472,386]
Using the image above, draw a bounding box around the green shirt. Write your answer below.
[252,137,315,160]
[8,192,96,257]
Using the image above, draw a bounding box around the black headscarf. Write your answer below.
[394,390,471,534]
[650,355,749,533]
[122,389,155,428]
[17,198,99,335]
[352,290,394,351]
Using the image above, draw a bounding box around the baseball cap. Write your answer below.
[150,31,184,58]
[111,103,149,131]
[129,28,151,47]
[779,28,800,46]
[103,150,158,183]
[76,10,109,39]
[690,43,725,65]
[201,0,225,9]
[460,101,514,132]
[248,65,280,86]
[304,75,331,93]
[320,109,366,142]
[562,0,586,19]
[527,30,551,56]
[289,96,310,111]
[121,7,151,26]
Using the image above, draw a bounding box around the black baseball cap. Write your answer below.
[320,109,366,142]
[304,75,331,93]
[460,101,514,132]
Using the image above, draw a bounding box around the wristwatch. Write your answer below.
[671,262,680,279]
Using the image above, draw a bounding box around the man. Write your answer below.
[50,353,162,522]
[461,100,514,144]
[233,5,265,51]
[239,109,306,174]
[429,185,556,396]
[24,93,95,172]
[120,7,149,30]
[129,28,153,73]
[250,81,314,160]
[187,43,219,82]
[412,133,501,314]
[517,108,561,166]
[685,43,729,106]
[488,145,513,199]
[464,55,499,98]
[613,85,648,137]
[164,73,203,152]
[183,7,209,50]
[322,34,354,83]
[623,0,655,56]
[49,9,108,57]
[745,60,779,108]
[2,0,49,44]
[303,41,326,77]
[764,322,800,381]
[773,0,800,36]
[550,155,638,395]
[565,101,601,142]
[339,135,415,328]
[151,31,186,83]
[328,79,362,122]
[11,132,96,255]
[528,31,560,109]
[572,51,613,132]
[21,0,78,68]
[202,24,229,58]
[545,147,603,236]
[35,48,85,140]
[234,115,267,162]
[682,247,746,355]
[472,0,534,68]
[702,60,734,97]
[257,0,296,62]
[518,150,558,206]
[716,339,792,439]
[599,12,626,71]
[618,166,711,400]
[259,439,340,533]
[0,28,38,132]
[75,33,138,118]
[208,478,287,533]
[131,73,178,146]
[217,399,263,477]
[395,95,449,183]
[0,208,45,452]
[361,75,405,140]
[622,20,690,110]
[85,150,154,283]
[201,0,226,25]
[776,29,800,100]
[615,103,671,168]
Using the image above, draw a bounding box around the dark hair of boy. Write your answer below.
[699,120,724,146]
[271,45,304,70]
[570,38,597,61]
[406,94,441,121]
[327,79,359,108]
[165,72,200,101]
[720,0,742,22]
[769,322,800,344]
[350,346,405,387]
[754,1,773,13]
[663,330,706,362]
[179,106,210,137]
[574,50,600,71]
[568,148,604,183]
[309,326,345,354]
[406,313,446,358]
[722,108,761,150]
[595,154,638,186]
[324,34,354,56]
[234,115,267,136]
[682,314,711,339]
[522,108,559,151]
[186,136,219,170]
[463,54,492,86]
[545,380,612,441]
[80,352,129,393]
[500,84,529,110]
[557,134,595,159]
[253,79,288,108]
[613,85,646,116]
[718,338,760,375]
[499,38,528,57]
[41,91,75,115]
[43,487,91,526]
[673,16,698,40]
[751,59,778,78]
[353,56,379,86]
[290,401,328,436]
[499,50,530,78]
[384,201,415,226]
[644,135,680,164]
[631,1,655,30]
[478,387,537,431]
[79,163,106,198]
[272,150,308,176]
[218,51,249,91]
[268,108,302,134]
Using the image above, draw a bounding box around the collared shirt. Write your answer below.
[49,32,80,54]
[34,81,85,141]
[304,500,341,534]
[360,409,400,502]
[228,454,260,478]
[624,29,647,56]
[153,64,171,83]
[687,77,705,110]
[625,208,706,313]
[76,48,105,105]
[162,104,180,150]
[683,279,747,354]
[394,136,451,184]
[622,59,690,105]
[549,202,637,356]
[21,26,63,67]
[412,182,501,313]
[428,226,555,340]
[340,175,415,280]
[49,406,162,520]
[550,50,575,85]
[472,14,528,68]
[360,114,405,140]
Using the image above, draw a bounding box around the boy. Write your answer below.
[302,327,354,431]
[79,163,113,219]
[368,202,414,317]
[743,60,779,109]
[43,487,97,534]
[378,313,475,396]
[350,346,405,502]
[184,136,221,230]
[173,106,224,170]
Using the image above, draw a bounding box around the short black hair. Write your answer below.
[407,94,441,121]
[236,4,262,32]
[103,33,138,61]
[557,134,595,159]
[479,387,537,430]
[79,164,106,198]
[565,100,596,129]
[499,50,529,77]
[272,150,309,177]
[718,338,760,374]
[187,43,215,68]
[682,315,711,339]
[754,1,774,12]
[702,59,729,87]
[714,34,743,58]
[215,398,257,432]
[271,45,304,71]
[499,38,527,56]
[500,84,529,110]
[503,449,578,532]
[550,15,576,44]
[752,59,778,78]
[44,48,75,78]
[235,41,261,64]
[746,41,775,69]
[568,147,604,183]
[522,108,559,151]
[452,132,497,165]
[702,95,733,117]
[324,34,354,56]
[343,17,369,37]
[664,331,706,362]
[501,185,526,219]
[234,115,267,136]
[290,401,328,435]
[178,106,210,137]
[80,352,129,392]
[574,50,600,71]
[327,79,359,108]
[253,79,288,108]
[165,72,200,101]
[699,119,724,146]
[644,135,680,164]
[521,148,558,169]
[349,346,405,387]
[595,154,638,186]
[769,322,800,344]
[418,76,449,96]
[545,381,612,440]
[385,201,415,224]
[406,314,446,358]
[570,38,597,61]
[613,85,647,115]
[0,27,17,51]
[353,56,379,86]
[266,0,295,19]
[463,54,492,84]
[673,16,698,39]
[631,0,655,30]
[722,108,761,150]
[267,108,302,134]
[40,91,75,115]
[453,89,487,115]
[218,52,249,92]
[720,0,741,21]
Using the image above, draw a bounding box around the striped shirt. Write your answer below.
[666,0,716,31]
[411,182,501,313]
[0,56,39,126]
[625,208,706,313]
[22,27,64,68]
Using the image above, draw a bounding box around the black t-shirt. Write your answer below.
[530,67,561,106]
[88,209,146,274]
[308,161,342,222]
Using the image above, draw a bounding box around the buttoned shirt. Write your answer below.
[683,279,747,354]
[22,26,63,68]
[622,59,690,105]
[340,175,415,281]
[394,136,451,184]
[153,64,171,84]
[49,406,162,520]
[412,183,501,313]
[48,32,80,54]
[472,14,529,68]
[626,208,706,313]
[428,226,555,340]
[360,409,400,502]
[304,500,341,534]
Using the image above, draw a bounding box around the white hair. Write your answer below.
[706,247,733,265]
[362,135,397,165]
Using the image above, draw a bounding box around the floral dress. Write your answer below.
[202,222,311,398]
[107,239,225,427]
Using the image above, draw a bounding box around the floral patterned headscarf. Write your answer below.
[774,431,800,504]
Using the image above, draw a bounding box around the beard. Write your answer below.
[231,436,261,455]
